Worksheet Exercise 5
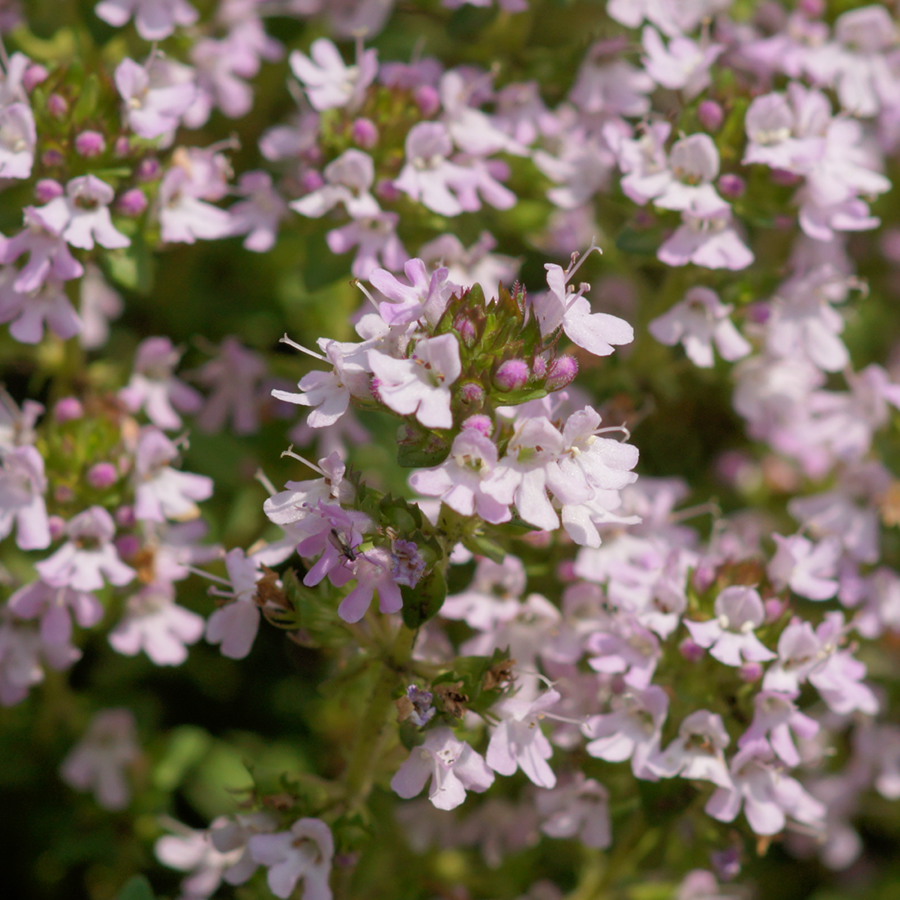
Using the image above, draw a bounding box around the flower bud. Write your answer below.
[116,506,137,528]
[462,414,492,436]
[137,158,161,181]
[799,0,824,15]
[352,117,378,149]
[48,516,66,542]
[88,462,119,489]
[679,638,704,662]
[118,188,148,217]
[115,534,141,559]
[718,173,745,199]
[300,169,325,193]
[23,64,49,92]
[764,597,786,623]
[75,130,106,158]
[376,179,401,203]
[36,179,64,203]
[532,356,548,379]
[47,93,68,119]
[114,136,132,157]
[41,149,64,168]
[414,85,440,117]
[54,396,83,423]
[494,359,529,392]
[545,355,578,391]
[459,381,485,405]
[738,661,763,683]
[697,99,724,132]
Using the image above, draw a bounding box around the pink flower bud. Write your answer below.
[459,381,485,405]
[376,179,402,203]
[692,563,716,593]
[698,99,724,132]
[718,174,745,198]
[115,506,137,528]
[738,661,764,683]
[462,414,492,435]
[352,117,379,149]
[453,315,478,345]
[532,356,548,378]
[414,85,440,117]
[42,149,65,168]
[88,462,119,489]
[494,359,530,392]
[23,64,49,92]
[48,516,67,542]
[114,136,132,157]
[118,188,148,217]
[47,93,69,119]
[300,170,325,193]
[545,355,578,391]
[557,560,577,582]
[75,130,107,158]
[680,638,704,662]
[36,179,64,203]
[764,597,786,623]
[771,168,801,187]
[799,0,824,15]
[54,397,84,423]
[137,158,161,181]
[115,534,141,559]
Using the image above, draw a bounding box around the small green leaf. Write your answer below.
[401,566,447,629]
[116,876,156,900]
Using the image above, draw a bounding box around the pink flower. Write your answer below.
[658,203,754,270]
[289,38,377,112]
[641,26,723,99]
[96,0,198,41]
[392,727,494,811]
[369,334,461,430]
[648,710,732,787]
[537,773,611,848]
[228,171,288,253]
[684,586,777,667]
[38,175,130,250]
[248,817,333,900]
[738,691,820,768]
[486,689,561,788]
[0,102,36,179]
[36,506,135,592]
[768,533,841,601]
[0,444,50,549]
[706,741,825,836]
[291,149,380,220]
[9,579,104,647]
[205,549,266,659]
[119,336,203,430]
[649,286,751,367]
[133,427,214,523]
[115,56,197,140]
[336,546,405,624]
[59,709,139,810]
[109,581,204,666]
[370,258,459,328]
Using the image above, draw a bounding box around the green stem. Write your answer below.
[341,623,416,817]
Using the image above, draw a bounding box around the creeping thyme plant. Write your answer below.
[4,1,900,898]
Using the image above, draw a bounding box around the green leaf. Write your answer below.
[401,566,447,629]
[72,73,100,123]
[105,235,155,295]
[116,876,156,900]
[615,227,662,256]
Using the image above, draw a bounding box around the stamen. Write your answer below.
[280,334,326,361]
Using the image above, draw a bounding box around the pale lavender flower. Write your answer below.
[157,162,232,245]
[0,444,50,549]
[419,231,520,298]
[706,740,826,836]
[336,545,403,623]
[1,206,84,293]
[37,175,130,250]
[326,211,407,278]
[289,37,377,112]
[369,258,459,327]
[647,710,732,787]
[583,685,668,778]
[369,333,461,430]
[738,691,820,768]
[649,286,751,367]
[248,817,333,900]
[0,274,82,344]
[768,533,841,601]
[96,0,198,40]
[59,708,139,810]
[658,203,754,270]
[0,101,36,179]
[9,579,104,647]
[109,581,204,666]
[133,427,214,523]
[487,689,561,788]
[36,506,135,592]
[392,727,494,811]
[79,264,124,349]
[228,171,288,252]
[684,586,776,667]
[205,548,266,659]
[291,149,380,220]
[537,773,611,848]
[120,337,203,430]
[641,26,723,99]
[409,428,518,524]
[115,56,197,141]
